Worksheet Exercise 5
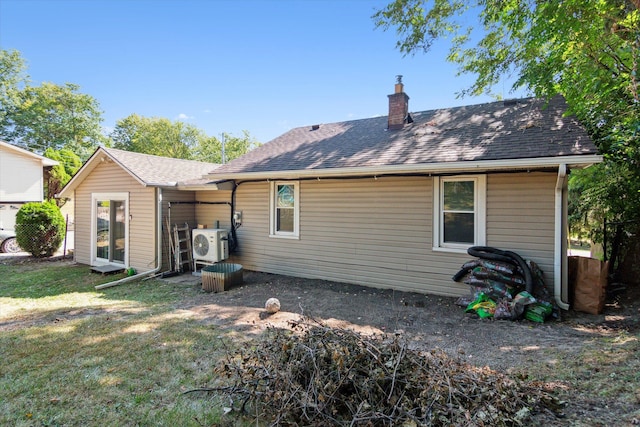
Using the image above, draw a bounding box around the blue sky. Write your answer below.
[0,0,518,144]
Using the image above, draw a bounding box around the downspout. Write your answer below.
[230,181,239,253]
[554,164,570,310]
[95,188,164,290]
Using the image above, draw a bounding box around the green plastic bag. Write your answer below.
[465,293,497,318]
[524,301,553,323]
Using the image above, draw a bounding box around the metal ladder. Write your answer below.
[172,223,193,273]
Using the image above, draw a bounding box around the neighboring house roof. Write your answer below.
[208,95,601,180]
[0,140,59,167]
[58,147,221,198]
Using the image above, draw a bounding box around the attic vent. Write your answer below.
[503,99,519,106]
[311,124,320,131]
[406,113,414,124]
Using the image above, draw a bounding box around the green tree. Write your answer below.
[1,50,104,205]
[43,147,82,204]
[15,201,66,258]
[374,0,640,276]
[7,82,106,159]
[110,114,204,159]
[0,49,29,135]
[193,130,261,164]
[373,0,639,165]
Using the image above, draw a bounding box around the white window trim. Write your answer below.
[91,192,129,266]
[269,181,300,239]
[432,175,486,253]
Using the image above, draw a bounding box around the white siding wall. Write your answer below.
[74,161,156,271]
[0,148,45,229]
[0,148,44,202]
[219,173,557,297]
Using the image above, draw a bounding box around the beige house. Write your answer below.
[58,148,221,274]
[202,83,602,309]
[60,82,601,310]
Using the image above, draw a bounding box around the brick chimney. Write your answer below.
[388,75,410,130]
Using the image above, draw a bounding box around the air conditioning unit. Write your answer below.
[192,228,229,263]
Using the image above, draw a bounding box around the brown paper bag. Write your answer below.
[571,256,608,315]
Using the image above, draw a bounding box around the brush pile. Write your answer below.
[207,319,561,426]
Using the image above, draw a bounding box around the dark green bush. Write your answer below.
[15,201,66,258]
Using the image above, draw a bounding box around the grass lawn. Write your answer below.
[0,259,236,427]
[3,258,640,426]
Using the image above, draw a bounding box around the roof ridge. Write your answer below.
[286,96,541,134]
[210,95,596,177]
[102,147,219,166]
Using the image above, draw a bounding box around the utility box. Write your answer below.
[192,228,229,264]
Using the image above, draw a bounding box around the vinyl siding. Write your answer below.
[228,176,468,296]
[162,190,197,271]
[194,191,233,230]
[486,172,556,291]
[223,172,558,297]
[74,161,157,271]
[160,191,233,272]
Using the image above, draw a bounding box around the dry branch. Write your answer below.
[203,317,562,426]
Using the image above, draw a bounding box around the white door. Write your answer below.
[92,193,128,265]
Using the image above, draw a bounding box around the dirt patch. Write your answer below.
[171,270,640,426]
[174,271,636,368]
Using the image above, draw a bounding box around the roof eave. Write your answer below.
[205,154,604,181]
[144,182,177,188]
[0,140,59,166]
[175,180,235,191]
[57,147,149,198]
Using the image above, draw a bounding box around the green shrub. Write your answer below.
[15,201,66,258]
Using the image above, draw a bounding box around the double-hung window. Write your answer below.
[433,175,486,252]
[270,181,299,238]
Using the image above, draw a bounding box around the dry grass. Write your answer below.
[0,259,239,426]
[522,328,640,420]
[2,258,640,426]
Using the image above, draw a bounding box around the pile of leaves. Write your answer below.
[192,319,562,426]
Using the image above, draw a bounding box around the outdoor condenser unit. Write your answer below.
[192,228,229,263]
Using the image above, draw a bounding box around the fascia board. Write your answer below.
[175,181,235,191]
[205,154,604,181]
[0,140,59,166]
[57,149,105,198]
[58,148,149,198]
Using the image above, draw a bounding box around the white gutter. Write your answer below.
[554,164,570,310]
[175,180,236,191]
[206,154,604,181]
[95,188,164,290]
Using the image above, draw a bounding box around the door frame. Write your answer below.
[91,192,129,267]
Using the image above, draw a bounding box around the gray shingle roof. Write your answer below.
[211,96,598,177]
[103,148,219,186]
